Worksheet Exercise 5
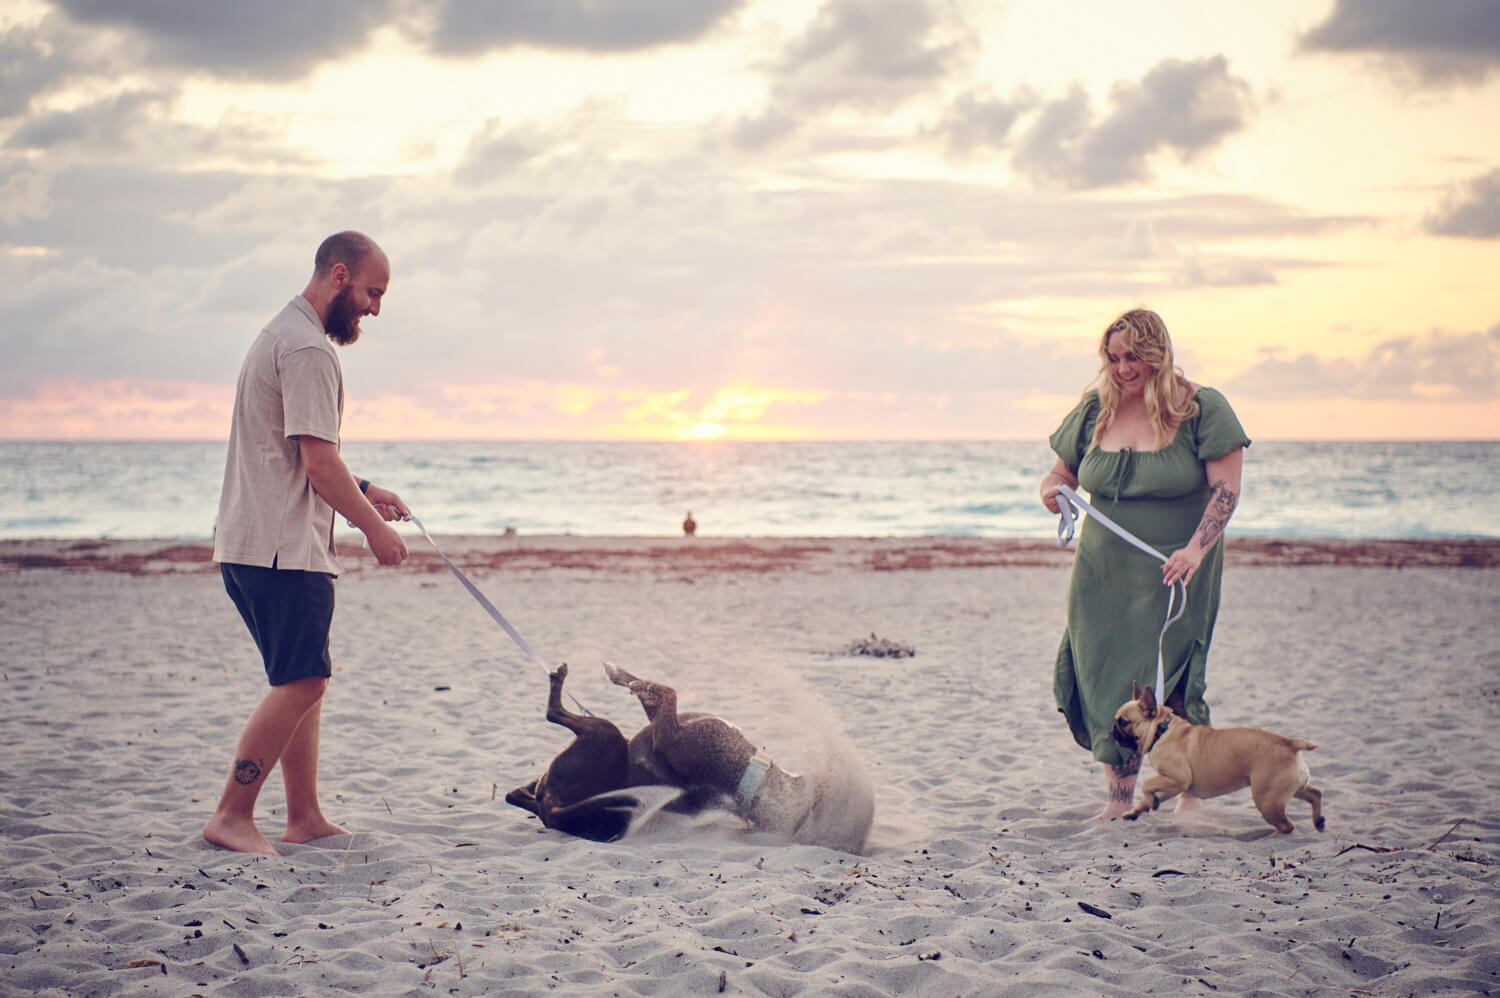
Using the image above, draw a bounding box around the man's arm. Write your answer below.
[298,437,407,565]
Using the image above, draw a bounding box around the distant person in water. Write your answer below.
[205,231,411,857]
[683,511,697,536]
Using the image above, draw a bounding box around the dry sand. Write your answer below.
[2,536,1497,996]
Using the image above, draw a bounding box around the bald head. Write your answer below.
[314,230,384,278]
[304,231,390,345]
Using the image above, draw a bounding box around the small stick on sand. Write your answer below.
[382,795,392,814]
[341,827,357,873]
[1425,819,1464,851]
[1333,843,1396,858]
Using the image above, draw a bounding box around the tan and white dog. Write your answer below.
[1111,681,1325,833]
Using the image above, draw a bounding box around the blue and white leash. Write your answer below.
[1054,484,1187,705]
[403,511,592,715]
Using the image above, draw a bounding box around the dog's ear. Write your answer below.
[1140,684,1157,718]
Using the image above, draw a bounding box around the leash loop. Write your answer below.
[1053,484,1186,705]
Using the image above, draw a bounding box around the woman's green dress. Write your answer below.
[1050,387,1250,768]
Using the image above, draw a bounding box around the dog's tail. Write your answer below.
[1289,738,1318,752]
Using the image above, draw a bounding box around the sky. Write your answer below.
[1,0,1497,442]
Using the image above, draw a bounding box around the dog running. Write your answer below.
[1112,681,1325,833]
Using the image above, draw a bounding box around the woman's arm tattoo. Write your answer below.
[1196,479,1239,550]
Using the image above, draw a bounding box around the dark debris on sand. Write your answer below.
[837,633,915,658]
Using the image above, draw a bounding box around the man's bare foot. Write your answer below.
[283,817,350,844]
[204,813,279,857]
[1174,793,1203,814]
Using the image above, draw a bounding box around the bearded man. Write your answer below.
[205,231,409,856]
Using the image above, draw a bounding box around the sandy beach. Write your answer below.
[2,535,1497,997]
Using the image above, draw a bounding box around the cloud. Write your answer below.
[5,89,171,151]
[931,88,1033,158]
[1425,167,1500,238]
[0,20,82,118]
[734,0,969,148]
[424,0,746,55]
[1011,57,1254,189]
[0,168,53,226]
[1226,326,1500,402]
[1300,0,1500,87]
[49,0,403,80]
[2,87,298,176]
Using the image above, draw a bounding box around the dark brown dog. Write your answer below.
[504,663,638,841]
[507,663,869,850]
[602,662,819,843]
[1112,681,1325,833]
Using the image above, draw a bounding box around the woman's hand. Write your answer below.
[1161,544,1205,586]
[1040,457,1077,514]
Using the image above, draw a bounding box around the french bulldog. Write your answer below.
[1112,681,1325,833]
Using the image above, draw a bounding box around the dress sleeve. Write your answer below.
[1192,387,1251,461]
[1048,392,1100,472]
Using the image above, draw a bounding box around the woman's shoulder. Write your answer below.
[1189,384,1234,413]
[1186,384,1250,453]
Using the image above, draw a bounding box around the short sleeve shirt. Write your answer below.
[213,296,345,574]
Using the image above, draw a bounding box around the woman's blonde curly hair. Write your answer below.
[1089,308,1198,451]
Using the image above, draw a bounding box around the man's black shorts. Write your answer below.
[220,562,335,686]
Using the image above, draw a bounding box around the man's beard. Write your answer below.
[325,287,362,345]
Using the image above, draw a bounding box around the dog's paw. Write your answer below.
[1314,816,1326,832]
[551,663,569,681]
[1123,811,1141,821]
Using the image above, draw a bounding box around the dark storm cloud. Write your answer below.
[49,0,403,80]
[1300,0,1500,86]
[1012,57,1253,189]
[1225,326,1500,402]
[424,0,745,55]
[734,0,969,149]
[1425,167,1500,238]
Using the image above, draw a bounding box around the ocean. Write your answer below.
[1,440,1495,541]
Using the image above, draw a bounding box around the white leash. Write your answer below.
[404,512,591,715]
[1054,484,1186,705]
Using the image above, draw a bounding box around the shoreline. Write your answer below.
[4,535,1500,575]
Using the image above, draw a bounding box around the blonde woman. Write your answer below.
[1040,309,1249,821]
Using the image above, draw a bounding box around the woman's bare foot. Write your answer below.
[1087,801,1134,822]
[283,816,350,844]
[1087,763,1138,822]
[203,813,279,856]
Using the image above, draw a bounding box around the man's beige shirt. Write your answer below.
[213,296,345,574]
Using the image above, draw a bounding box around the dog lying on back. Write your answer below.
[1112,681,1325,833]
[506,663,871,852]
